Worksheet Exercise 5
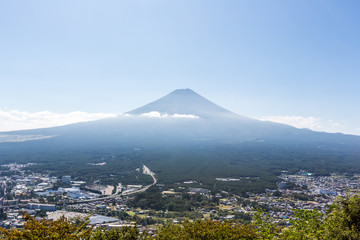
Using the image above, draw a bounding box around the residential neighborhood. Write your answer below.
[1,162,360,235]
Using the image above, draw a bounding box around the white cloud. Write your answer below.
[0,110,200,132]
[172,113,199,119]
[258,115,351,134]
[1,110,356,136]
[259,116,323,130]
[0,110,117,132]
[0,134,56,143]
[140,111,199,119]
[141,111,165,118]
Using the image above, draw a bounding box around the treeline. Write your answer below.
[2,193,360,239]
[140,144,360,194]
[4,141,360,195]
[128,186,218,213]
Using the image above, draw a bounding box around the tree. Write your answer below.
[324,193,360,239]
[0,212,7,220]
[5,194,360,240]
[156,220,258,240]
[0,212,92,240]
[281,209,324,240]
[90,227,144,240]
[252,211,281,239]
[35,209,47,218]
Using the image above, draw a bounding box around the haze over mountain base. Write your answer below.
[1,89,359,193]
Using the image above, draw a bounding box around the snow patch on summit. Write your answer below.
[141,111,200,119]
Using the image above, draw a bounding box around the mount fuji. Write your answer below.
[1,89,359,192]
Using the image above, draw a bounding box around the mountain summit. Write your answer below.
[127,89,241,119]
[1,89,360,194]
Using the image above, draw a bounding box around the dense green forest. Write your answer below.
[0,132,360,192]
[128,186,219,212]
[2,193,360,239]
[1,140,360,193]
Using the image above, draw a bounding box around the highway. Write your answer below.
[121,164,157,195]
[69,165,156,204]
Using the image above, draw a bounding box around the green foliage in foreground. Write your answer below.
[156,221,258,240]
[2,194,360,239]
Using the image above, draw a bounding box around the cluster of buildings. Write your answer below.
[47,210,133,228]
[228,171,360,221]
[2,162,360,231]
[279,172,360,197]
[0,163,144,229]
[188,187,211,196]
[65,197,128,214]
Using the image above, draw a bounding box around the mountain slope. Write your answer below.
[127,88,244,119]
[0,89,360,193]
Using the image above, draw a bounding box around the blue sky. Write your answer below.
[0,1,359,134]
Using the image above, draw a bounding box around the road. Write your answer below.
[69,165,156,204]
[121,164,157,196]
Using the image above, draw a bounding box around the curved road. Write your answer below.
[69,165,156,204]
